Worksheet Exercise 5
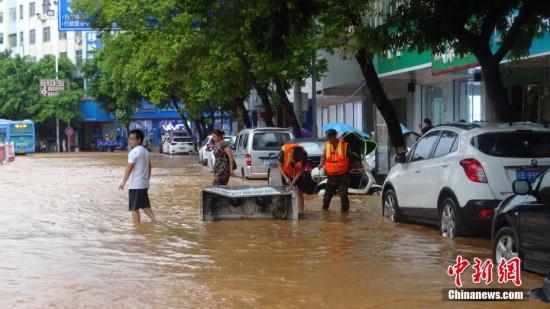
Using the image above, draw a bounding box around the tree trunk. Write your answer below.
[477,59,513,122]
[355,48,406,153]
[199,117,208,136]
[194,119,206,141]
[273,76,302,138]
[235,51,275,126]
[276,105,284,127]
[236,99,252,128]
[171,101,193,136]
[255,85,275,127]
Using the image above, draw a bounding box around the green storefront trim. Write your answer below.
[376,50,431,75]
[376,32,550,77]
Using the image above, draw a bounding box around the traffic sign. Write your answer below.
[58,0,92,31]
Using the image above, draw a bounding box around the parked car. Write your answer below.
[382,122,550,238]
[198,135,214,165]
[206,135,236,168]
[167,136,195,155]
[267,138,324,186]
[233,127,294,179]
[492,168,550,275]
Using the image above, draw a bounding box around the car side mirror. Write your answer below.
[394,152,407,164]
[512,180,531,195]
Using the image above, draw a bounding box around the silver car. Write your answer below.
[233,128,294,179]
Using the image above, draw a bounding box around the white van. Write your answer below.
[233,127,294,179]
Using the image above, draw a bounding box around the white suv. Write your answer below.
[382,122,550,238]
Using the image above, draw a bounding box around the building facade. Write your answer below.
[308,34,550,176]
[3,0,83,67]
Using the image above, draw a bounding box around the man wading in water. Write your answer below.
[119,129,158,224]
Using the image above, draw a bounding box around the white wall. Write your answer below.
[7,0,82,65]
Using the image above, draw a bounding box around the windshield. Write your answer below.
[173,137,192,142]
[471,131,550,158]
[252,132,291,150]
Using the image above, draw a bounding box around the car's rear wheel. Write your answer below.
[493,227,520,263]
[382,189,401,223]
[440,198,460,238]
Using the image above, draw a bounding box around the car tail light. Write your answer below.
[245,154,252,166]
[459,158,488,183]
[304,162,313,172]
[477,208,493,218]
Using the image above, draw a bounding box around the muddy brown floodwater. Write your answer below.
[0,152,547,308]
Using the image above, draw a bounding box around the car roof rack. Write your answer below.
[436,123,481,130]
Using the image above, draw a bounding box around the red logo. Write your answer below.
[447,256,522,287]
[447,255,470,287]
[472,258,494,284]
[497,257,522,286]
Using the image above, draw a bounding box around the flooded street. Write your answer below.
[0,152,546,308]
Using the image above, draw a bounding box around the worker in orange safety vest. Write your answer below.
[318,129,359,212]
[277,143,308,217]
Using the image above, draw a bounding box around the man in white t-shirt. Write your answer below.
[119,129,158,224]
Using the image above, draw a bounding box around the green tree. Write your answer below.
[0,52,36,120]
[313,1,407,153]
[389,0,550,121]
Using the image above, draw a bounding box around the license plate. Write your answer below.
[516,169,542,183]
[263,159,274,166]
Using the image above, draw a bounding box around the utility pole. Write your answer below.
[311,52,318,138]
[293,80,302,126]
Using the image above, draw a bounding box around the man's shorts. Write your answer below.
[129,189,151,211]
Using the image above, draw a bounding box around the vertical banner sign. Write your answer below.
[58,0,92,31]
[85,32,103,59]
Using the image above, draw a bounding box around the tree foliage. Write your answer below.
[0,52,83,125]
[388,0,550,121]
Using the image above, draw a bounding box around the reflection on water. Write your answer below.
[0,153,546,308]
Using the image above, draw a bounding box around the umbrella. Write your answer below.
[321,123,370,139]
[400,123,411,134]
[341,131,377,157]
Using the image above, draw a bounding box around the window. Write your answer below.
[238,134,248,150]
[9,8,16,22]
[0,12,3,23]
[472,132,550,158]
[422,84,447,126]
[43,26,50,42]
[0,33,3,45]
[59,31,67,40]
[19,5,23,19]
[538,171,550,192]
[29,29,35,44]
[252,132,291,151]
[76,50,83,67]
[30,2,35,17]
[8,33,16,47]
[409,131,440,162]
[19,31,23,45]
[433,131,458,158]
